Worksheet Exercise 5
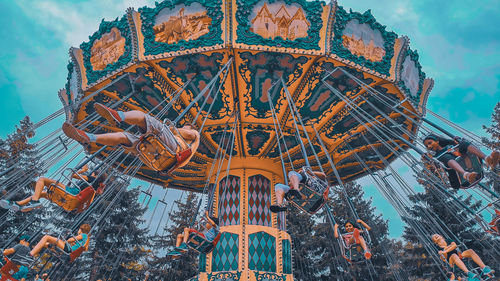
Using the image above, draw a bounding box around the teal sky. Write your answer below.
[0,0,499,237]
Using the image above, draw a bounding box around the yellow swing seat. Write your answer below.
[46,184,95,213]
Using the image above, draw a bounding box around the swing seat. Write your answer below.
[186,231,221,254]
[0,259,18,279]
[342,245,365,264]
[47,184,95,213]
[136,134,192,174]
[488,209,500,235]
[285,182,329,215]
[445,152,484,189]
[51,235,90,263]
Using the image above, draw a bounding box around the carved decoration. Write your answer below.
[250,3,310,41]
[153,5,212,44]
[341,19,386,62]
[399,49,425,100]
[90,27,126,71]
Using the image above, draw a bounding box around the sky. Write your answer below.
[0,0,499,238]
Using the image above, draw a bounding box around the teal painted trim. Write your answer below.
[199,253,207,272]
[235,0,325,50]
[331,6,397,76]
[207,271,242,281]
[397,48,425,102]
[80,15,133,85]
[281,239,292,274]
[254,272,287,281]
[65,61,74,106]
[139,0,224,56]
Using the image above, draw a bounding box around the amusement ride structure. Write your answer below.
[0,0,498,280]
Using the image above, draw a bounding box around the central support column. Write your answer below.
[192,157,293,281]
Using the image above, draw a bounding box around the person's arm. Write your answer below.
[72,165,89,181]
[3,247,15,256]
[334,224,339,238]
[178,128,200,142]
[67,233,84,244]
[357,219,371,231]
[442,242,457,254]
[312,171,327,181]
[205,211,217,228]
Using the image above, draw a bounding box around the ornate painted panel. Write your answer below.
[331,7,397,76]
[253,272,288,281]
[218,175,241,226]
[80,15,134,85]
[248,231,276,272]
[211,232,239,271]
[238,51,309,118]
[139,0,224,56]
[399,49,425,101]
[248,175,272,226]
[236,0,324,50]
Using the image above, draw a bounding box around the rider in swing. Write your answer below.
[168,211,219,258]
[62,103,200,172]
[0,164,106,212]
[334,219,372,260]
[423,134,499,187]
[270,167,328,213]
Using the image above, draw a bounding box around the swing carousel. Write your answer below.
[58,0,433,280]
[1,0,499,280]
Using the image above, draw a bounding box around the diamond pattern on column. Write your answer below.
[218,175,240,226]
[199,253,206,272]
[248,231,276,272]
[282,239,292,274]
[211,232,239,272]
[248,174,272,226]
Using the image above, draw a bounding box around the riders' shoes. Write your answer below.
[485,151,499,169]
[364,251,372,260]
[94,103,122,126]
[467,271,480,281]
[166,250,182,259]
[175,243,188,253]
[270,204,287,213]
[0,199,20,212]
[62,122,91,145]
[20,200,42,212]
[463,171,479,183]
[482,266,495,276]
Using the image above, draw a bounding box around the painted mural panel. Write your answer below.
[90,27,126,71]
[153,3,212,44]
[236,0,323,50]
[401,55,420,98]
[342,19,386,62]
[250,2,310,41]
[139,0,223,55]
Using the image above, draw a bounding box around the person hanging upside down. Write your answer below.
[1,235,33,281]
[270,168,328,213]
[168,211,219,258]
[431,234,494,279]
[0,165,106,212]
[62,103,200,173]
[334,219,372,260]
[423,134,499,186]
[29,224,90,258]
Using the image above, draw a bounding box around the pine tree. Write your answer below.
[401,183,499,280]
[0,116,44,243]
[148,192,201,281]
[64,185,151,281]
[482,102,500,194]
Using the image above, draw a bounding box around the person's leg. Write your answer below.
[94,132,132,146]
[449,255,469,274]
[94,103,147,130]
[466,145,486,160]
[16,177,54,205]
[176,233,183,248]
[270,184,290,213]
[447,159,478,183]
[62,122,132,146]
[182,228,191,244]
[461,249,485,269]
[30,235,64,256]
